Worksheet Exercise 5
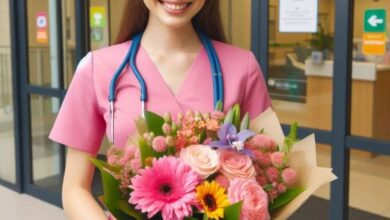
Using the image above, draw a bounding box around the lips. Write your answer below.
[158,0,193,14]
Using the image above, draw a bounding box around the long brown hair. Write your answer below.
[115,0,227,44]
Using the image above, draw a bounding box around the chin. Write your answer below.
[157,16,194,29]
[144,0,205,28]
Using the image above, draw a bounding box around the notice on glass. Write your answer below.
[279,0,318,33]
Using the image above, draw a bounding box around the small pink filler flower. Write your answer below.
[129,156,201,220]
[152,136,167,152]
[282,167,297,186]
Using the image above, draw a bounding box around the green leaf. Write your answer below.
[224,109,234,124]
[215,100,223,112]
[118,200,144,220]
[199,130,207,144]
[284,122,299,153]
[232,104,241,130]
[240,112,250,131]
[144,111,165,136]
[139,138,155,167]
[139,138,168,167]
[288,122,298,142]
[88,157,129,220]
[135,116,148,135]
[269,187,305,212]
[224,201,242,220]
[88,157,121,173]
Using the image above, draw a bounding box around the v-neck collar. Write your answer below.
[138,44,205,100]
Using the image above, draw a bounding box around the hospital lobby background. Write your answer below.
[0,0,390,219]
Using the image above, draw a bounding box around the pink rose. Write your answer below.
[228,179,270,220]
[219,150,256,180]
[180,145,220,179]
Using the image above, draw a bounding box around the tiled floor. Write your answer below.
[0,185,67,220]
[313,145,390,218]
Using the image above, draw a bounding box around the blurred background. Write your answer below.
[0,0,389,219]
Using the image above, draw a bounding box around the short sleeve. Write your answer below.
[49,52,106,155]
[241,52,272,118]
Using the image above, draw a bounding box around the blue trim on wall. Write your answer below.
[282,125,333,144]
[347,136,390,155]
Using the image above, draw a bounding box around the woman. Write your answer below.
[49,0,271,219]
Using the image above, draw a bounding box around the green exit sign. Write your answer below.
[364,9,386,32]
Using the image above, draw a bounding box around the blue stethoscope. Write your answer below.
[108,31,224,143]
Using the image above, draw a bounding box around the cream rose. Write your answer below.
[219,150,256,180]
[179,145,220,179]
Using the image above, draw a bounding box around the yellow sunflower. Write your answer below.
[196,181,230,220]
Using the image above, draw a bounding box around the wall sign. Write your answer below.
[362,33,386,55]
[90,7,106,42]
[36,12,48,44]
[279,0,318,33]
[363,9,387,55]
[91,28,104,42]
[364,9,386,33]
[90,7,106,28]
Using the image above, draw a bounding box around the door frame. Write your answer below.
[252,1,390,219]
[1,0,90,207]
[3,0,390,218]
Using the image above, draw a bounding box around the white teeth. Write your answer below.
[162,2,188,10]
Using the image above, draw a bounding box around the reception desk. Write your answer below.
[304,60,390,140]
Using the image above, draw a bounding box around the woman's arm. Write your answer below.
[62,148,108,220]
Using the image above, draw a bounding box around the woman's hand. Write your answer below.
[62,148,108,220]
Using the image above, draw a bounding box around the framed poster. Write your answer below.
[279,0,318,33]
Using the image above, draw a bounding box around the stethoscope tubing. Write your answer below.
[198,32,220,105]
[108,31,223,144]
[128,34,147,116]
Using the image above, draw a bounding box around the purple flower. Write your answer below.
[209,123,255,157]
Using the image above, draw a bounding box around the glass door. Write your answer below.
[19,0,76,205]
[26,0,62,195]
[252,0,390,219]
[0,0,17,187]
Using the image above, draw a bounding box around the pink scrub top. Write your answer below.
[49,40,271,155]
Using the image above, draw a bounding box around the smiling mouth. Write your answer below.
[158,0,193,13]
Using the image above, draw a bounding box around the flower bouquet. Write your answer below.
[89,104,336,220]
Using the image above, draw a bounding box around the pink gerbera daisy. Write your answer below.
[129,156,201,220]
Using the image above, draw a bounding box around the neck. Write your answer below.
[141,17,201,53]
